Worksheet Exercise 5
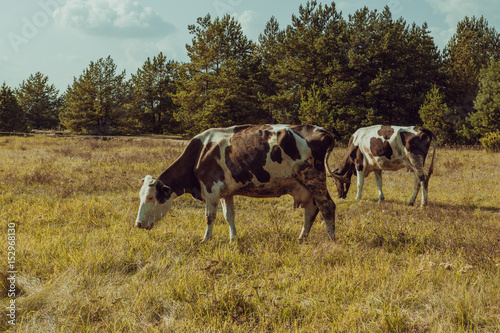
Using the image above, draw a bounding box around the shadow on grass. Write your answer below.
[346,197,499,213]
[432,202,500,213]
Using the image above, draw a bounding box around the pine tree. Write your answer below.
[346,7,441,126]
[468,59,500,141]
[131,53,179,134]
[442,16,500,142]
[16,72,61,130]
[257,16,291,123]
[259,3,441,140]
[419,86,452,143]
[0,83,27,132]
[261,1,346,125]
[175,14,267,136]
[60,56,131,135]
[298,84,330,126]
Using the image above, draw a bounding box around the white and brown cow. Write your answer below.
[332,125,436,206]
[135,124,347,242]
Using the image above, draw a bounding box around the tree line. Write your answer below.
[1,1,500,147]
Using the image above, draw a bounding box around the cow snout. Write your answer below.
[136,221,153,230]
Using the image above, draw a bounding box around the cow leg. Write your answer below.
[422,171,429,206]
[202,198,218,242]
[408,154,426,206]
[296,169,336,241]
[298,172,335,241]
[314,192,336,241]
[221,196,237,242]
[298,199,319,241]
[356,169,364,200]
[408,173,421,206]
[408,173,429,207]
[414,156,429,207]
[421,176,429,207]
[374,170,385,202]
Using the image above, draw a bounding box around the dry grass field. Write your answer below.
[1,135,499,332]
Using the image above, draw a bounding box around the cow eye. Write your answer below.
[147,196,154,202]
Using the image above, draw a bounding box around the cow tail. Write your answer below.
[325,146,335,177]
[427,132,437,179]
[325,145,350,184]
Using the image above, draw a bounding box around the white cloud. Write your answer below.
[53,0,175,38]
[57,52,81,63]
[424,0,500,49]
[236,10,261,41]
[425,0,500,29]
[238,10,259,28]
[426,0,479,26]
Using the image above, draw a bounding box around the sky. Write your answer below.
[1,0,499,92]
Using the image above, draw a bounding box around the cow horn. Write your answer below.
[162,184,173,193]
[331,172,351,184]
[332,167,350,183]
[148,179,158,187]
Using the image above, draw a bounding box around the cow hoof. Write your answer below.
[408,202,415,206]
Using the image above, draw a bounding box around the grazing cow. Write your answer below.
[332,125,436,206]
[135,124,347,242]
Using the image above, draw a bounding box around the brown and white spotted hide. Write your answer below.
[333,125,436,206]
[136,124,342,242]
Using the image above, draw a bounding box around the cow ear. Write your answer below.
[162,185,173,195]
[156,183,173,204]
[139,177,145,184]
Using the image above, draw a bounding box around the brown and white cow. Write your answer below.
[332,125,436,206]
[135,124,347,242]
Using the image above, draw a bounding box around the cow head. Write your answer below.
[324,148,351,199]
[332,168,352,199]
[135,175,176,230]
